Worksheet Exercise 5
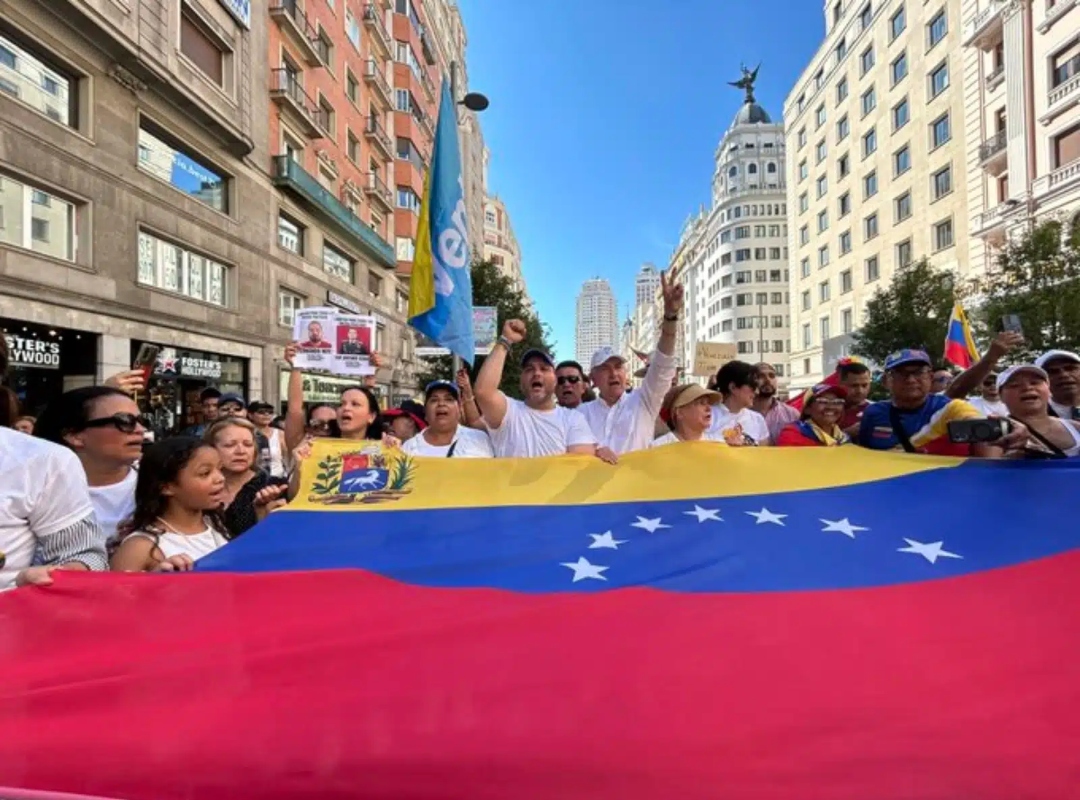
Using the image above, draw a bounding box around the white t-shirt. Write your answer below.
[401,425,495,458]
[129,526,228,562]
[650,430,728,448]
[1050,399,1080,420]
[580,350,678,454]
[0,428,96,589]
[90,468,138,542]
[707,404,771,445]
[486,397,597,458]
[969,397,1009,418]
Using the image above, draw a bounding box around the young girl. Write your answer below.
[111,437,230,573]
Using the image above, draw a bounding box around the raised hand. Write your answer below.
[456,367,474,396]
[502,319,527,344]
[988,330,1024,358]
[284,343,298,366]
[104,370,147,396]
[661,270,684,317]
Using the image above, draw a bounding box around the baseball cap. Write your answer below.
[884,348,933,371]
[218,392,245,408]
[1034,350,1080,369]
[996,364,1048,391]
[247,400,274,413]
[804,382,848,403]
[589,346,626,373]
[424,380,460,401]
[383,407,427,430]
[520,348,555,367]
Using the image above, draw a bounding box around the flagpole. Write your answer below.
[450,61,462,378]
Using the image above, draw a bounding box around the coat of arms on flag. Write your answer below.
[308,446,415,505]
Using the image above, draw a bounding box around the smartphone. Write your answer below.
[998,314,1023,336]
[132,343,160,386]
[948,418,1011,444]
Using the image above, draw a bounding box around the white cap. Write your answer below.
[1034,350,1080,369]
[996,364,1048,391]
[589,346,625,373]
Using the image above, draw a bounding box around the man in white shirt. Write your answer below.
[708,360,771,445]
[580,270,682,455]
[474,320,598,458]
[401,380,494,458]
[968,372,1009,417]
[1035,350,1080,421]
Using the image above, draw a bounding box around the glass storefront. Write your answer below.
[1,319,98,416]
[132,341,247,434]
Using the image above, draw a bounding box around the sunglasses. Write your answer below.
[812,398,846,408]
[556,375,581,385]
[308,420,332,431]
[82,413,149,434]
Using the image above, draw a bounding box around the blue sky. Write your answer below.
[457,0,824,359]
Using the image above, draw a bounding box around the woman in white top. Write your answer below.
[998,365,1080,459]
[651,384,729,447]
[111,437,230,572]
[35,384,146,542]
[402,380,495,458]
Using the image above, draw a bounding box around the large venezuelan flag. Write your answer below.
[1,444,1079,800]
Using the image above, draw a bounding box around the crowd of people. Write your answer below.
[2,270,1079,589]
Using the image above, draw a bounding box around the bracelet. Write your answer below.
[497,336,513,350]
[663,313,679,322]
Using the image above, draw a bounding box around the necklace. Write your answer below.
[154,516,205,536]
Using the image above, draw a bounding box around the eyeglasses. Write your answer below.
[813,398,846,408]
[308,420,332,431]
[82,413,149,434]
[892,367,931,380]
[556,375,581,385]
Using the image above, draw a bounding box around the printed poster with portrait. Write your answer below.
[292,307,376,376]
[414,306,498,357]
[335,313,376,376]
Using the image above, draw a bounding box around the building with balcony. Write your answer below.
[962,0,1080,261]
[0,0,282,424]
[482,193,528,301]
[267,0,421,403]
[575,278,619,366]
[785,0,970,389]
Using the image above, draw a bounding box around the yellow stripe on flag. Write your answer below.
[407,163,435,319]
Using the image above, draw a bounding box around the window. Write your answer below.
[801,258,811,278]
[890,6,906,40]
[861,86,876,116]
[323,243,353,282]
[347,131,360,163]
[798,127,807,148]
[815,69,825,89]
[318,96,335,139]
[836,38,848,61]
[802,290,811,310]
[278,290,303,327]
[929,61,949,97]
[346,70,359,104]
[818,210,829,232]
[839,192,851,217]
[894,144,911,175]
[932,165,952,199]
[817,175,828,198]
[818,245,830,268]
[800,226,809,245]
[860,45,875,76]
[866,256,880,282]
[816,104,827,129]
[0,174,76,261]
[277,212,304,254]
[864,170,878,198]
[819,281,831,303]
[799,192,809,213]
[838,153,851,179]
[837,115,850,141]
[396,236,416,261]
[896,239,913,267]
[0,32,77,126]
[799,160,809,181]
[836,77,849,103]
[891,52,908,85]
[1052,123,1080,168]
[928,10,947,48]
[934,218,954,251]
[864,212,879,240]
[893,97,909,130]
[138,122,228,212]
[770,270,783,282]
[862,128,877,157]
[931,113,951,148]
[735,225,751,239]
[736,248,752,262]
[803,324,812,349]
[1052,42,1080,89]
[895,191,912,221]
[137,231,226,306]
[820,316,831,341]
[840,269,853,294]
[180,8,225,86]
[859,3,872,29]
[396,186,420,212]
[816,140,827,164]
[369,271,383,297]
[840,229,852,254]
[345,9,361,49]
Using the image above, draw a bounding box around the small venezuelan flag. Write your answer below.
[944,301,980,369]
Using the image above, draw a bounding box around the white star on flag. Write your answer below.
[820,518,869,539]
[631,516,671,533]
[684,505,722,523]
[560,556,610,582]
[897,539,962,564]
[745,507,787,526]
[588,531,627,550]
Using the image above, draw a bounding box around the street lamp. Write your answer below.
[460,92,489,112]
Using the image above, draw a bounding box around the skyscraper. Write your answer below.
[575,279,619,365]
[634,263,661,310]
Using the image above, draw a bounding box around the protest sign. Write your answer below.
[293,307,375,376]
[415,306,498,357]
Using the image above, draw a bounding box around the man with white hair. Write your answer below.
[579,270,682,455]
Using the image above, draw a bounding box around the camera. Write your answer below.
[947,418,1011,444]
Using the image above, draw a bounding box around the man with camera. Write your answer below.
[857,349,1027,457]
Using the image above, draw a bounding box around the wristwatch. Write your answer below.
[664,313,679,322]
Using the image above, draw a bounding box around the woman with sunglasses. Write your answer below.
[775,384,852,447]
[36,386,147,542]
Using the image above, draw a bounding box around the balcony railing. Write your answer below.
[985,64,1004,90]
[1033,159,1080,199]
[365,116,393,157]
[416,110,434,140]
[365,172,393,208]
[963,0,1006,48]
[269,1,325,67]
[979,129,1007,162]
[269,68,328,137]
[418,65,435,103]
[364,58,392,104]
[363,3,392,55]
[272,155,396,268]
[1047,64,1080,110]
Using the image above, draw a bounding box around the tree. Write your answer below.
[973,218,1080,361]
[415,260,554,399]
[853,258,960,367]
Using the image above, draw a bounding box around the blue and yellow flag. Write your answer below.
[408,81,475,363]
